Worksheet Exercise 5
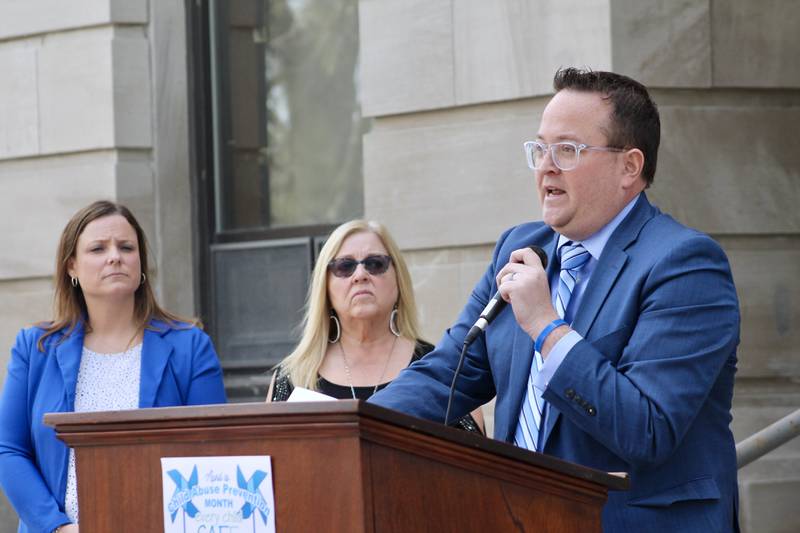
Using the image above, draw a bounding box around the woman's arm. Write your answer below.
[0,329,72,531]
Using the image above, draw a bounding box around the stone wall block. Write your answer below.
[720,238,800,378]
[0,0,147,40]
[452,0,545,104]
[610,0,711,87]
[740,477,800,533]
[112,30,153,148]
[733,394,800,533]
[115,150,155,243]
[364,100,543,250]
[650,105,800,234]
[712,0,800,88]
[359,0,455,116]
[150,0,195,317]
[0,153,117,279]
[531,0,613,83]
[0,40,40,159]
[38,28,116,153]
[0,278,54,388]
[403,245,494,342]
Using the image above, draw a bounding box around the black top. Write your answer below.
[270,340,483,434]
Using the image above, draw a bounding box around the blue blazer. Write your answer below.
[0,320,227,533]
[371,194,741,532]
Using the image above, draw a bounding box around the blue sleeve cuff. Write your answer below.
[533,330,583,391]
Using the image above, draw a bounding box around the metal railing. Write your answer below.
[736,408,800,469]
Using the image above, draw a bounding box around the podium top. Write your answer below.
[45,400,628,491]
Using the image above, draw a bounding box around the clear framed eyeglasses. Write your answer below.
[523,140,625,171]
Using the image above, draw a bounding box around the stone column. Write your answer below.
[0,1,194,527]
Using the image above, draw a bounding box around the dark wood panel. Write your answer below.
[46,401,626,531]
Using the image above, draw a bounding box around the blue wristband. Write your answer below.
[534,319,568,353]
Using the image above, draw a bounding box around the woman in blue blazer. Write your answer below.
[0,201,227,533]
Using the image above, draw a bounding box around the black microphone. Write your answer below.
[444,244,548,426]
[462,245,548,347]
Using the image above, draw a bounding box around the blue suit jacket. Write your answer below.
[371,194,740,532]
[0,320,227,533]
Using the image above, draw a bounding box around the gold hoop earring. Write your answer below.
[328,313,341,343]
[389,307,401,337]
[141,273,146,285]
[71,277,78,288]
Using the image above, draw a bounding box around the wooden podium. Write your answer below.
[45,401,627,532]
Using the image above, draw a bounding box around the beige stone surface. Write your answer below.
[740,477,800,533]
[112,29,153,148]
[403,244,494,343]
[452,0,548,104]
[712,0,800,88]
[149,0,195,317]
[610,0,711,87]
[116,150,156,241]
[650,102,800,234]
[359,0,455,116]
[719,236,800,378]
[38,27,152,154]
[0,278,53,389]
[526,0,612,88]
[362,0,612,115]
[0,151,117,279]
[732,379,800,533]
[0,0,147,40]
[364,99,543,250]
[0,40,39,159]
[38,27,116,153]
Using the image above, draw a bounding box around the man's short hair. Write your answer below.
[554,68,660,185]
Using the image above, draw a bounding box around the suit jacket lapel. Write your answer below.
[571,193,656,337]
[139,325,173,408]
[504,233,560,442]
[570,249,628,336]
[542,194,656,449]
[55,325,85,411]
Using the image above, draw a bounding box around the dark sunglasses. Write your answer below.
[327,255,392,278]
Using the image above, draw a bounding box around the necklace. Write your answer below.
[339,335,398,400]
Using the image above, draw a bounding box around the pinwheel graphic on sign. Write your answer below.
[237,465,270,532]
[167,465,200,533]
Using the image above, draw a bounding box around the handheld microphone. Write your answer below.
[444,244,548,426]
[462,245,548,348]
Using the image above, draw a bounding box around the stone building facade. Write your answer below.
[0,1,797,531]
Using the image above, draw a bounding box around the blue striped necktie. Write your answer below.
[514,242,589,451]
[555,242,590,321]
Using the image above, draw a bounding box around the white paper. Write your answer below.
[161,455,276,533]
[287,386,337,402]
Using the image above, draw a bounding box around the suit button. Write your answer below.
[565,388,575,399]
[579,399,589,408]
[587,406,597,416]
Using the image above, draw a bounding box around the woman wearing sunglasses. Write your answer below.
[267,220,483,434]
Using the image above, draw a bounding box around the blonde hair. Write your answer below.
[280,220,421,390]
[37,200,198,351]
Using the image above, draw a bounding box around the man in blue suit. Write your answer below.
[370,68,740,532]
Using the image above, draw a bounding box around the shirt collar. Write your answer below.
[557,193,641,260]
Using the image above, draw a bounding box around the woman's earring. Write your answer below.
[389,306,401,337]
[328,313,341,343]
[141,272,147,285]
[71,276,78,288]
